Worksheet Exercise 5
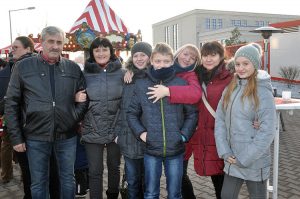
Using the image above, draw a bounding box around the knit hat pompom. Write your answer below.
[234,43,262,69]
[131,42,152,58]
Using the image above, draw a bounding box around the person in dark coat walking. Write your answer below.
[0,52,14,185]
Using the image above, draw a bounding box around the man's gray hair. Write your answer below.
[41,26,65,41]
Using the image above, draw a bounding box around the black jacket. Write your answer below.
[0,53,31,115]
[81,59,125,144]
[115,60,146,159]
[5,53,89,146]
[0,64,11,115]
[127,66,198,157]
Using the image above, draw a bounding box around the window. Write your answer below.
[255,21,264,27]
[173,24,178,51]
[165,26,170,44]
[231,20,242,27]
[218,19,223,29]
[242,20,247,27]
[212,19,217,29]
[206,18,223,30]
[206,18,210,30]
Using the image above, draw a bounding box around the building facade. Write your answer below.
[270,20,300,81]
[152,9,300,51]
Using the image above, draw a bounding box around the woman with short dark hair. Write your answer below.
[81,37,125,199]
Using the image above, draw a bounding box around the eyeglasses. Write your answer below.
[12,46,20,51]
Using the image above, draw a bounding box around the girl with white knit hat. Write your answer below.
[215,43,276,199]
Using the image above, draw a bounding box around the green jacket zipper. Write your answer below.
[160,81,167,157]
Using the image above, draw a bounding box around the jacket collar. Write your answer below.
[84,59,122,74]
[146,66,176,83]
[37,52,61,65]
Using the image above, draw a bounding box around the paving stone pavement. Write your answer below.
[1,110,300,199]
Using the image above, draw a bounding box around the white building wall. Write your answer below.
[153,9,300,49]
[152,12,197,51]
[270,30,300,80]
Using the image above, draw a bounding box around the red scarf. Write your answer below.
[41,53,60,64]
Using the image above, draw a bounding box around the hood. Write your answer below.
[256,70,272,92]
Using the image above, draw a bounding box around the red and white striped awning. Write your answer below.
[34,43,43,52]
[0,45,11,54]
[69,0,128,34]
[0,43,43,54]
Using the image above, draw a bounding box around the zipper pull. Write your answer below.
[53,101,55,107]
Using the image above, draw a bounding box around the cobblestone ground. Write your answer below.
[1,110,300,199]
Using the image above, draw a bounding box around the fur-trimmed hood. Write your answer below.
[84,58,122,74]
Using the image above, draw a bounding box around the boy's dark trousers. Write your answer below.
[75,168,89,196]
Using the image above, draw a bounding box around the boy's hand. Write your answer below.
[140,132,147,142]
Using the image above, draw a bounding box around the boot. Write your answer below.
[106,190,119,199]
[75,169,88,197]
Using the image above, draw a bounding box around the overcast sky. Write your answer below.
[1,0,299,48]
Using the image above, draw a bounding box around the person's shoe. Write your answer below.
[75,192,87,198]
[1,179,11,184]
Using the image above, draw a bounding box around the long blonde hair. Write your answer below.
[223,70,259,110]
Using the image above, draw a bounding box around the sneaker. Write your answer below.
[75,192,87,198]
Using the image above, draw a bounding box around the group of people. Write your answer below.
[0,25,276,199]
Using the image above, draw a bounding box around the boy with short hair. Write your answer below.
[127,43,198,199]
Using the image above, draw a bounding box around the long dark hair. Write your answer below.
[89,37,117,62]
[15,36,34,52]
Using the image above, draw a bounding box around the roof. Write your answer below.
[69,0,128,34]
[270,19,300,33]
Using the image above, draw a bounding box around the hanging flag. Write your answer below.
[69,0,128,34]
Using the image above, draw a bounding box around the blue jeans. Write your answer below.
[26,136,77,199]
[144,153,183,199]
[124,157,144,199]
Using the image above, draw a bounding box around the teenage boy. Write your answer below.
[127,42,198,199]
